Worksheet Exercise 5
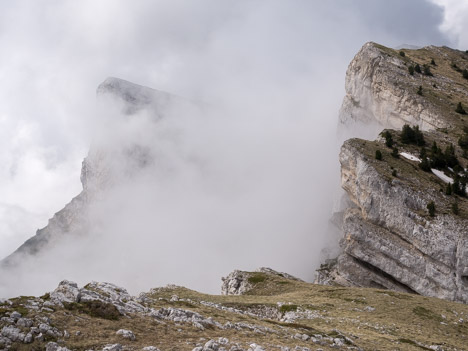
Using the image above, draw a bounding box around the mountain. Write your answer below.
[1,77,198,268]
[317,42,468,303]
[1,268,468,351]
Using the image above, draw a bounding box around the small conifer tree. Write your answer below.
[399,51,405,57]
[456,102,467,115]
[391,147,399,158]
[419,157,431,172]
[463,69,468,79]
[401,124,415,144]
[408,65,415,76]
[417,86,423,95]
[415,64,422,73]
[446,183,452,195]
[383,131,393,147]
[375,150,382,160]
[431,58,436,66]
[427,201,435,217]
[452,202,459,215]
[423,64,433,76]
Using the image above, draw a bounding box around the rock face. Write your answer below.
[339,42,448,133]
[322,140,468,302]
[319,42,468,303]
[1,77,197,267]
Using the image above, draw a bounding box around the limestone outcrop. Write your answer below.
[319,42,468,303]
[339,42,455,133]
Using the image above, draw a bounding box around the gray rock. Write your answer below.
[204,339,220,350]
[39,323,51,333]
[24,333,33,344]
[16,318,33,328]
[10,311,21,320]
[221,270,252,295]
[102,344,123,351]
[45,342,72,351]
[116,328,136,341]
[50,280,81,304]
[142,347,160,351]
[1,325,25,342]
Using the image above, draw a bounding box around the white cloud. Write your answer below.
[0,0,453,297]
[431,0,468,49]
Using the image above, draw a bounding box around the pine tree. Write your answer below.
[415,64,422,73]
[413,126,425,146]
[375,150,382,160]
[392,169,397,177]
[417,86,423,95]
[444,144,459,168]
[391,147,399,158]
[408,65,415,76]
[427,201,435,217]
[401,124,415,144]
[456,102,467,115]
[431,58,436,66]
[446,183,452,195]
[419,157,431,172]
[399,51,405,57]
[452,202,459,215]
[463,69,468,79]
[382,131,393,147]
[423,64,433,76]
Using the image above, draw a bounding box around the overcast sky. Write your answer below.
[0,0,467,295]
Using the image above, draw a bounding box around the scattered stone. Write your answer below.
[16,317,33,328]
[1,325,25,342]
[10,311,22,320]
[45,342,72,351]
[116,328,136,341]
[102,344,123,351]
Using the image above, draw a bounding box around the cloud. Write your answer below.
[431,0,468,49]
[0,0,452,297]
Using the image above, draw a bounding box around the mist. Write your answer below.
[0,0,457,297]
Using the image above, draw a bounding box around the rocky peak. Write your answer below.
[319,42,468,303]
[338,42,465,136]
[97,77,175,115]
[1,77,192,267]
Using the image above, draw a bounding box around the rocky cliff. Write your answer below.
[318,42,468,303]
[1,77,196,267]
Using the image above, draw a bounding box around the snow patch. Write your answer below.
[431,169,453,184]
[400,152,421,162]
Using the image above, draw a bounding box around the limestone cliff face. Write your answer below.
[319,42,468,303]
[332,140,468,302]
[339,42,447,132]
[1,78,192,265]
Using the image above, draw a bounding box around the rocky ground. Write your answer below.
[1,268,468,351]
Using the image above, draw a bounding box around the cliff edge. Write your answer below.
[318,42,468,303]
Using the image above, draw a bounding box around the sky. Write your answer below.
[0,0,466,297]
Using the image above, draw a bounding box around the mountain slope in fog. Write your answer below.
[1,77,194,267]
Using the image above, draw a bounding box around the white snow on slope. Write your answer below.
[400,152,421,162]
[431,169,453,183]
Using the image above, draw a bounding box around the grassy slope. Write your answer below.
[2,272,468,351]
